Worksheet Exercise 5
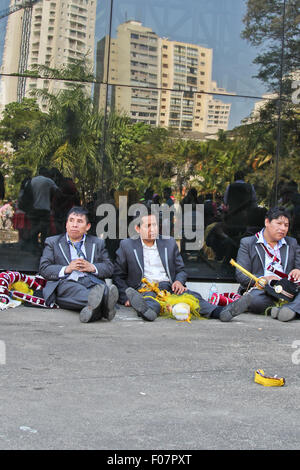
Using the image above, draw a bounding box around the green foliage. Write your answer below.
[241,0,300,89]
[0,56,298,206]
[0,98,43,151]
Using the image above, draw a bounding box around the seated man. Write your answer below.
[235,207,300,321]
[113,210,250,322]
[39,206,118,323]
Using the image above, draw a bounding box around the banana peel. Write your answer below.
[254,369,285,387]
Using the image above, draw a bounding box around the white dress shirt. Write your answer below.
[256,229,286,277]
[142,240,169,283]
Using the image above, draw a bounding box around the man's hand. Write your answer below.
[172,280,187,295]
[125,300,131,307]
[289,269,300,281]
[65,259,96,274]
[256,275,279,287]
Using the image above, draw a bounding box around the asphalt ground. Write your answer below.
[0,294,300,453]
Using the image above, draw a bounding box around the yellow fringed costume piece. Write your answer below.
[10,281,33,301]
[138,278,206,322]
[254,369,285,387]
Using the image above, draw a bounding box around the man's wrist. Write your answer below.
[59,266,69,277]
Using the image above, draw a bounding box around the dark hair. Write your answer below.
[66,206,90,223]
[234,171,244,180]
[265,206,291,223]
[38,166,50,177]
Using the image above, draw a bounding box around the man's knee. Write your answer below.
[247,289,275,313]
[56,281,89,310]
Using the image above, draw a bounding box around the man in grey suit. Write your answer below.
[235,207,300,321]
[39,206,118,323]
[113,211,251,322]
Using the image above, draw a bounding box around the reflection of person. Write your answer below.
[279,180,300,243]
[113,211,250,322]
[180,188,202,254]
[224,171,257,208]
[39,206,118,323]
[28,167,60,249]
[235,207,300,322]
[14,176,32,246]
[50,169,81,235]
[161,187,175,237]
[205,221,238,264]
[223,171,257,245]
[163,187,174,207]
[140,188,154,209]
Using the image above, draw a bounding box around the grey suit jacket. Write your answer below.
[39,234,114,304]
[236,235,300,289]
[113,237,187,304]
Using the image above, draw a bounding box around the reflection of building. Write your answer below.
[244,70,300,124]
[242,93,277,124]
[205,82,232,133]
[158,41,232,133]
[94,20,233,134]
[95,21,161,125]
[0,0,96,112]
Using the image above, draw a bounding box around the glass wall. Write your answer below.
[0,0,299,280]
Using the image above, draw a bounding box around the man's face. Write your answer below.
[66,212,91,242]
[264,216,289,243]
[136,214,158,244]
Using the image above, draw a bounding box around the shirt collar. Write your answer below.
[66,233,86,245]
[256,228,286,248]
[141,239,157,249]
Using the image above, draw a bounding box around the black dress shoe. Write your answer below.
[79,284,105,323]
[102,284,119,321]
[219,293,251,322]
[126,287,158,321]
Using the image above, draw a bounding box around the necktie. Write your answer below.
[69,240,86,260]
[67,239,103,286]
[66,240,85,281]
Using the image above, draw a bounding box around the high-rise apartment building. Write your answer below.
[94,20,232,135]
[94,21,161,125]
[205,82,232,133]
[0,0,96,112]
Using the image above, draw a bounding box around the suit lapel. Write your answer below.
[58,234,71,264]
[156,238,167,272]
[135,237,172,282]
[133,238,144,274]
[84,236,93,263]
[255,242,265,272]
[280,243,288,272]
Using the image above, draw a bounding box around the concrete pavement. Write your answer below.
[0,298,300,450]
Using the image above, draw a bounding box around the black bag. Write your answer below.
[265,278,299,302]
[18,179,34,213]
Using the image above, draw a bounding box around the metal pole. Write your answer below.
[274,0,286,205]
[101,0,114,191]
[17,5,33,102]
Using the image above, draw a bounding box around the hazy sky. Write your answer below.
[0,0,268,128]
[95,0,268,128]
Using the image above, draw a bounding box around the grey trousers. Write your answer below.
[55,276,107,311]
[247,288,300,314]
